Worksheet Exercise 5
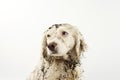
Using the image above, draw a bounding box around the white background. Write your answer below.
[0,0,120,80]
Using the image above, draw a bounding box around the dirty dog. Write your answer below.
[27,23,87,80]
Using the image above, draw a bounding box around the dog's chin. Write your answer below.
[49,52,63,56]
[48,51,69,60]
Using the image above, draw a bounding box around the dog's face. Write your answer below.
[42,24,86,59]
[46,25,75,56]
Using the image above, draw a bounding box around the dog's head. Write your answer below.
[41,24,86,61]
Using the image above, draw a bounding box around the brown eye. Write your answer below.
[47,34,51,37]
[62,31,68,36]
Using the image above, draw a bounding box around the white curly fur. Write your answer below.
[27,23,87,80]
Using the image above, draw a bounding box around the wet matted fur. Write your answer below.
[27,23,87,80]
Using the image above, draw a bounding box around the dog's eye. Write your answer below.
[62,31,68,36]
[47,34,51,37]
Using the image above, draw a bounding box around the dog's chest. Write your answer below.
[42,63,74,80]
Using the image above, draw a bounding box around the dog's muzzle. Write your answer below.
[48,42,57,53]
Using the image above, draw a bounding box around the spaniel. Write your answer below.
[27,23,87,80]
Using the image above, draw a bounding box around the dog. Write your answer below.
[27,23,87,80]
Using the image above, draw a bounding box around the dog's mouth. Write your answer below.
[49,50,65,56]
[51,50,58,54]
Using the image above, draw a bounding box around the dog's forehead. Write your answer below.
[46,26,57,33]
[46,24,62,33]
[45,23,75,35]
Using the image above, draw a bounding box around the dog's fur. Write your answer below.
[27,23,87,80]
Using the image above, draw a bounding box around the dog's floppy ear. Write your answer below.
[41,32,47,58]
[75,30,87,57]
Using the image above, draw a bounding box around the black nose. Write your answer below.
[48,42,57,51]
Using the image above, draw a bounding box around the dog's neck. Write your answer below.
[41,50,81,80]
[44,52,80,70]
[41,57,81,80]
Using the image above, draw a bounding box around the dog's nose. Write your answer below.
[48,42,57,51]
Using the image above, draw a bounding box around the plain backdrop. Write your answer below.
[0,0,120,80]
